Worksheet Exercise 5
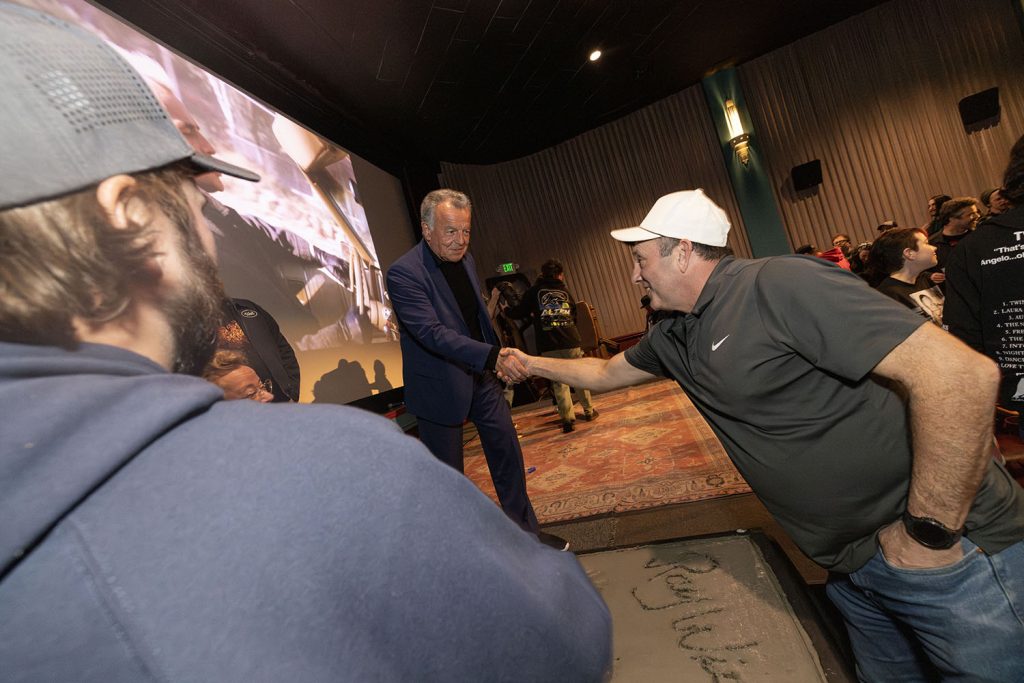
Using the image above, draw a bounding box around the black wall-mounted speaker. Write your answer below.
[791,159,822,192]
[959,88,1000,131]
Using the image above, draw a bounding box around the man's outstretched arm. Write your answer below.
[497,347,658,391]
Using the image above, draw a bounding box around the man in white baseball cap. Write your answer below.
[498,188,1024,680]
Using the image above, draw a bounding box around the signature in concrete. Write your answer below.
[631,552,757,681]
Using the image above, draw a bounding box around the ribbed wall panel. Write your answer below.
[740,0,1024,250]
[442,84,750,338]
[441,0,1023,338]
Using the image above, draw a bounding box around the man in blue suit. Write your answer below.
[387,189,568,551]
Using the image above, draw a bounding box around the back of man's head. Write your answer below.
[0,3,256,351]
[540,259,564,279]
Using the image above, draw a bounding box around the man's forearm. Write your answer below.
[874,324,1000,529]
[520,350,656,393]
[905,354,998,528]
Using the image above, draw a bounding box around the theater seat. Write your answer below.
[576,301,619,359]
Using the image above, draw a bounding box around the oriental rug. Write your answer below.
[463,379,751,524]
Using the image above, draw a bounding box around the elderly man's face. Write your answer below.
[423,202,471,262]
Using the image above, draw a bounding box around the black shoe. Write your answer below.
[583,409,599,421]
[562,420,575,433]
[538,531,570,551]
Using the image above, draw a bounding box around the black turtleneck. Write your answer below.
[428,247,500,370]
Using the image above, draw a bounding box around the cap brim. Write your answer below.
[189,152,260,182]
[610,225,661,243]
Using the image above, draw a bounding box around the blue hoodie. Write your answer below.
[0,341,611,681]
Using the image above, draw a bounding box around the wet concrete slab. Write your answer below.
[578,534,828,682]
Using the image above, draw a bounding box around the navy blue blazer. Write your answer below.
[386,241,499,424]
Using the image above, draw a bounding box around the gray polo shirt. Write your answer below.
[626,255,1024,572]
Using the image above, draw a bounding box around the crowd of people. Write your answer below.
[2,3,1023,681]
[797,184,1015,332]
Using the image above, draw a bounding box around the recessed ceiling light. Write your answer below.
[589,49,602,62]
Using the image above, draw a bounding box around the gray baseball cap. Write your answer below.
[0,1,259,211]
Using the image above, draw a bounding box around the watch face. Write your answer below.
[904,514,960,549]
[910,519,951,546]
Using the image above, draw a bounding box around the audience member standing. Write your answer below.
[947,137,1024,435]
[831,233,853,258]
[979,187,1012,223]
[923,193,952,235]
[869,228,944,324]
[848,241,873,277]
[218,298,301,402]
[929,197,979,273]
[505,259,599,433]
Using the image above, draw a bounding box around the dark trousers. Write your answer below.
[416,373,539,534]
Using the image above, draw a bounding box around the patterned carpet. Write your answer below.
[464,379,751,524]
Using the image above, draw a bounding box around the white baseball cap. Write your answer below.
[610,189,731,247]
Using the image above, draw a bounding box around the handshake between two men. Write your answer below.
[495,346,659,395]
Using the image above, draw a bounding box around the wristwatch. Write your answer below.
[901,511,964,550]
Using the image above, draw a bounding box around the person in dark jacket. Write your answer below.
[506,260,599,433]
[0,7,612,680]
[218,298,301,402]
[946,135,1024,433]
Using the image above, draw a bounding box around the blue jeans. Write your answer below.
[826,538,1024,682]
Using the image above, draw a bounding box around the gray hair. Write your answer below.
[655,236,732,261]
[421,189,471,228]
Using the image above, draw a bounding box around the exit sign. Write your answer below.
[500,263,516,273]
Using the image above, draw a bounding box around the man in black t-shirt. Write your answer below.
[947,137,1024,434]
[929,197,979,272]
[496,189,1024,681]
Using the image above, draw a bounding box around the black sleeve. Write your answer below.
[241,300,302,401]
[485,345,500,371]
[269,317,302,400]
[943,243,984,352]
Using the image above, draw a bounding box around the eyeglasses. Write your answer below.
[832,238,850,247]
[243,378,273,401]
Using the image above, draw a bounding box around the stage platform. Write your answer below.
[463,379,828,584]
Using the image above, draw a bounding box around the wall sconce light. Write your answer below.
[723,99,751,166]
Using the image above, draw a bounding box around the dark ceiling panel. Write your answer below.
[91,0,891,168]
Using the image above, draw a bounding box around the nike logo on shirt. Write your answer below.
[711,335,730,351]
